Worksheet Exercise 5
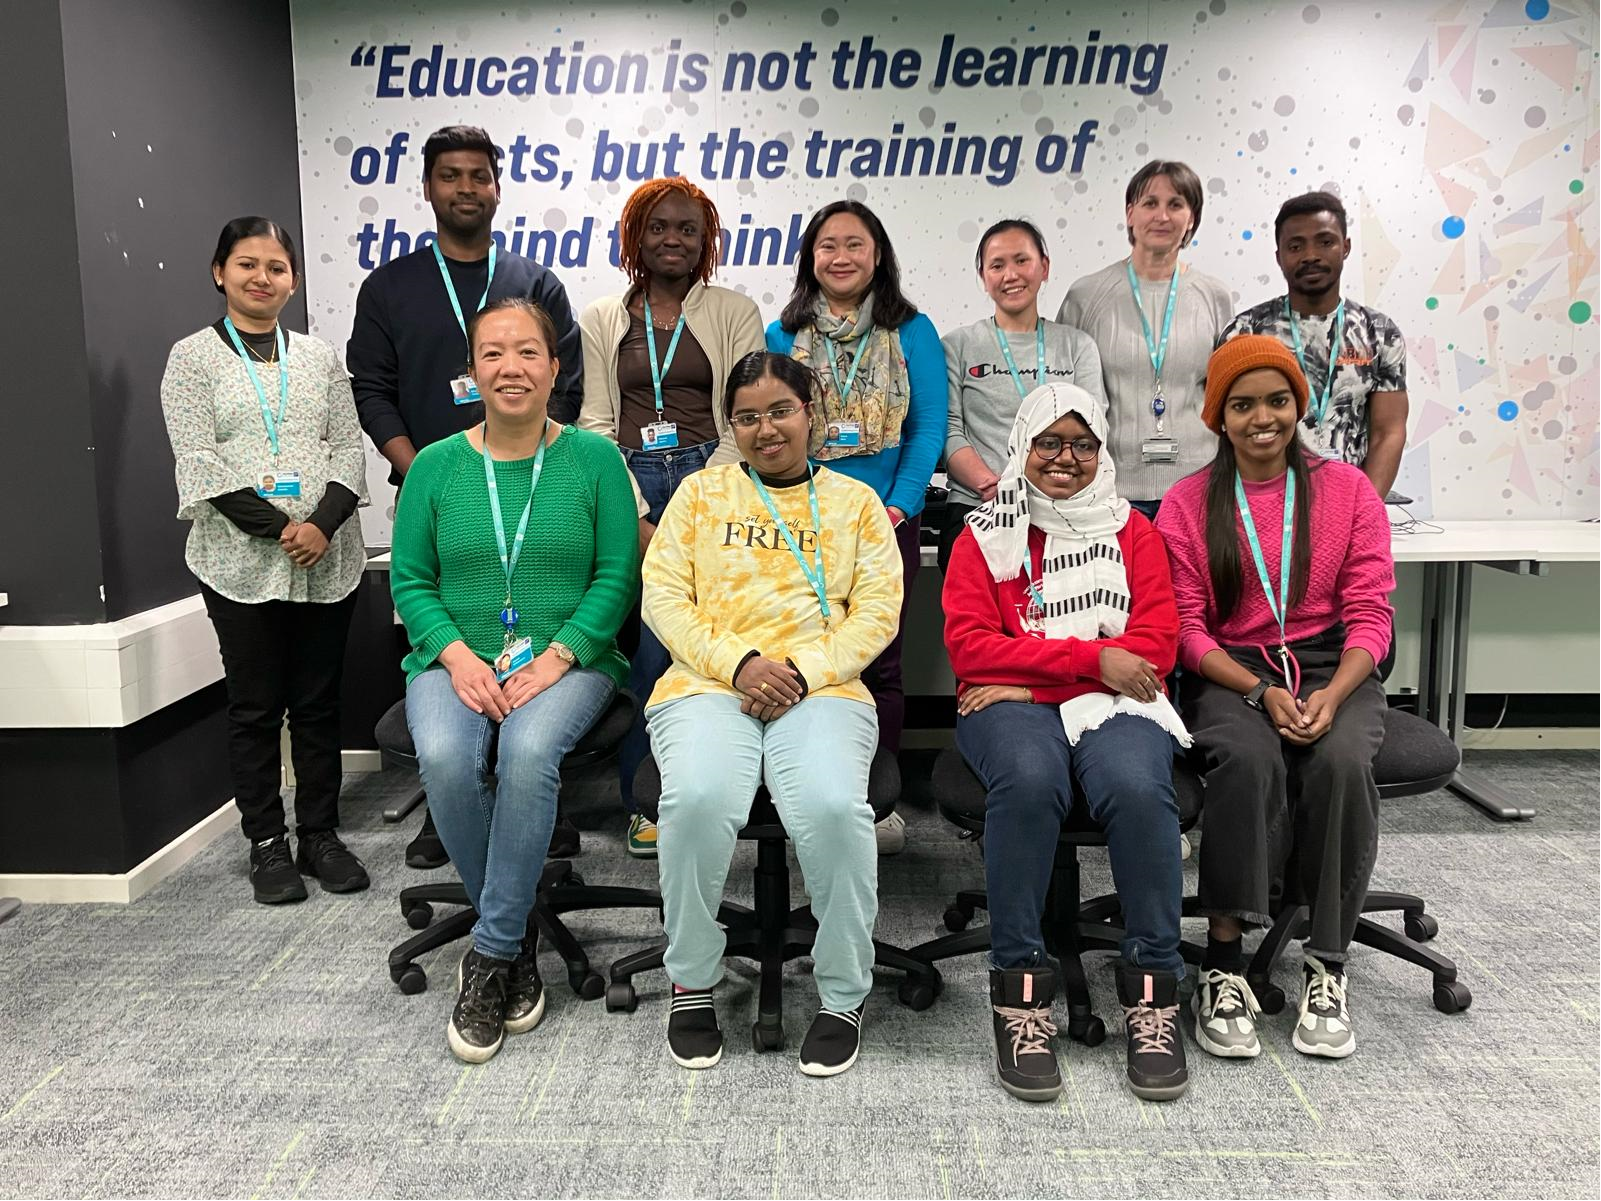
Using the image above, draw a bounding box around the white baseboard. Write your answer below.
[1458,726,1599,751]
[342,749,384,773]
[0,799,239,905]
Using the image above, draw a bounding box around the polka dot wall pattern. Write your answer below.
[290,0,1597,536]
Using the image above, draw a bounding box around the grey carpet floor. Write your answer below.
[1,749,1596,1199]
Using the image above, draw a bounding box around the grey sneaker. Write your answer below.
[1293,955,1355,1059]
[1193,968,1262,1058]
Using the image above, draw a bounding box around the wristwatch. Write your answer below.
[548,641,577,666]
[1242,679,1271,710]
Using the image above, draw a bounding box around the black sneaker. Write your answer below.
[449,949,511,1064]
[295,830,370,893]
[405,809,448,869]
[249,835,307,905]
[1115,963,1188,1102]
[989,967,1063,1102]
[667,987,723,1069]
[547,814,581,859]
[798,1004,864,1077]
[504,927,546,1035]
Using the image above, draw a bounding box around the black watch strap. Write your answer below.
[1243,679,1271,710]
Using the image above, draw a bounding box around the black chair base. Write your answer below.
[605,831,943,1052]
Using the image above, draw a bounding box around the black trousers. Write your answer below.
[1180,628,1385,961]
[200,583,358,841]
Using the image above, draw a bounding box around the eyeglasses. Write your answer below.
[1031,434,1099,462]
[729,404,806,429]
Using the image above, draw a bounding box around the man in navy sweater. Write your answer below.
[348,124,584,867]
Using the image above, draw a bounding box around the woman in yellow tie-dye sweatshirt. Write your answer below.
[641,351,903,1078]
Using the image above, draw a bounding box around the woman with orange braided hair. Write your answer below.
[578,177,764,852]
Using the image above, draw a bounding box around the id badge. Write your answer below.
[825,420,862,448]
[494,636,534,682]
[256,469,302,498]
[1140,437,1178,464]
[450,375,481,406]
[642,421,679,451]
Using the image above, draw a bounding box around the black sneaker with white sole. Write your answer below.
[295,830,370,893]
[504,928,546,1035]
[449,949,511,1064]
[989,967,1063,1102]
[798,1004,864,1077]
[249,835,307,905]
[1115,963,1188,1102]
[667,987,723,1069]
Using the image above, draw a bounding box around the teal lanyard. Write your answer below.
[748,467,832,628]
[642,295,686,419]
[821,331,871,406]
[1124,260,1180,388]
[1234,470,1295,652]
[433,240,497,342]
[991,319,1048,401]
[482,420,549,637]
[223,317,289,456]
[1021,540,1045,611]
[1286,296,1346,425]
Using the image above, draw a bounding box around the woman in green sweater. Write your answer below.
[392,298,638,1065]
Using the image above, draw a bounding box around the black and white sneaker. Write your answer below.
[989,967,1063,1102]
[295,830,370,893]
[667,987,723,1069]
[449,949,511,1064]
[504,928,546,1035]
[1293,955,1355,1059]
[798,1003,864,1077]
[1193,967,1263,1058]
[249,835,307,905]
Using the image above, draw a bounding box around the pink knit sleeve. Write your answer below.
[1334,470,1395,667]
[1154,480,1223,672]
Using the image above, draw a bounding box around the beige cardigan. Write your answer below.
[577,282,766,472]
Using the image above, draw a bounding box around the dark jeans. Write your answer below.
[862,513,921,754]
[936,500,976,575]
[1180,629,1384,960]
[618,437,718,811]
[1128,498,1160,520]
[200,582,358,842]
[956,703,1184,975]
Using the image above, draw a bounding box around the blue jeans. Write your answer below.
[406,664,616,960]
[648,692,880,1011]
[618,437,718,812]
[956,704,1184,976]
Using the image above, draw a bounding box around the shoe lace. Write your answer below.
[255,838,293,871]
[1123,1002,1180,1054]
[306,831,356,865]
[459,959,505,1025]
[994,1005,1058,1059]
[1208,971,1261,1018]
[1305,963,1346,1016]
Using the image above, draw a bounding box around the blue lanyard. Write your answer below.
[1286,296,1346,425]
[1124,260,1180,388]
[991,319,1048,401]
[642,295,686,418]
[433,241,497,342]
[1234,470,1295,651]
[748,467,832,628]
[223,317,289,456]
[1020,540,1045,611]
[482,420,548,633]
[821,331,870,406]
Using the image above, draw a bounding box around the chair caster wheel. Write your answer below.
[1067,1014,1105,1046]
[402,902,433,930]
[752,1020,784,1052]
[1255,983,1286,1015]
[1433,980,1472,1014]
[391,963,426,995]
[574,971,605,1001]
[605,981,638,1013]
[898,979,937,1011]
[942,906,971,933]
[1405,913,1439,942]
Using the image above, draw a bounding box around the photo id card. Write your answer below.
[494,636,534,682]
[1140,437,1178,464]
[824,420,862,448]
[642,421,679,451]
[256,470,302,498]
[450,375,482,406]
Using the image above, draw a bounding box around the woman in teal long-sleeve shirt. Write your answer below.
[391,297,638,1066]
[766,200,945,791]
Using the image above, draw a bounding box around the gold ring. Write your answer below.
[759,681,771,694]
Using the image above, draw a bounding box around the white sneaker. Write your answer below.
[874,811,907,855]
[1293,955,1355,1059]
[1193,968,1262,1058]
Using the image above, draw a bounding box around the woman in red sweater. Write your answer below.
[944,383,1191,1106]
[1155,335,1394,1063]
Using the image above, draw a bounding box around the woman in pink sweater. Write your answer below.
[1155,335,1394,1064]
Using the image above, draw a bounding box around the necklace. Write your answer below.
[243,339,278,365]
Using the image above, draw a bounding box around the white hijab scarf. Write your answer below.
[966,383,1191,747]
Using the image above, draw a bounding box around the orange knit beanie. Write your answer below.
[1201,335,1310,434]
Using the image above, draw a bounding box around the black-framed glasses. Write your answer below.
[1031,434,1099,462]
[729,404,806,429]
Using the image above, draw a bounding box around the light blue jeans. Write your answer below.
[406,664,616,960]
[648,692,880,1012]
